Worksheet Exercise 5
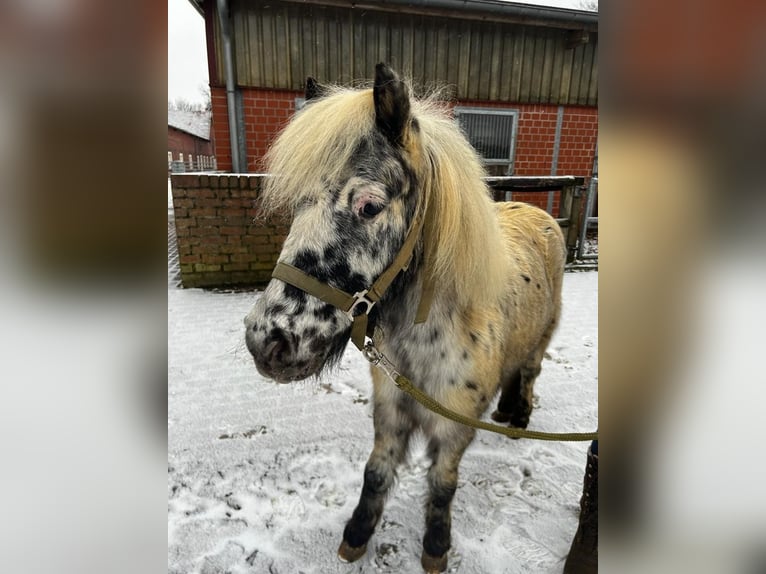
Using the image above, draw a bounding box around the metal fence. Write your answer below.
[168,152,218,173]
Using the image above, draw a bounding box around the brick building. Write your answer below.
[189,0,597,214]
[167,109,216,172]
[173,0,598,287]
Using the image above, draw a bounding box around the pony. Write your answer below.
[244,63,565,573]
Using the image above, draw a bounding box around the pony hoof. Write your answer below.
[421,551,448,573]
[490,410,511,423]
[338,540,367,563]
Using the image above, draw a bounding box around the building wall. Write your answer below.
[211,86,597,214]
[211,87,297,174]
[167,127,214,160]
[171,173,289,288]
[213,1,597,106]
[170,173,582,288]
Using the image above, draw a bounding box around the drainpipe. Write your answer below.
[216,0,241,173]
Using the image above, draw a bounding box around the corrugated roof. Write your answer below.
[188,0,597,29]
[168,109,211,141]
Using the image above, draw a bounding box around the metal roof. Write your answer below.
[167,109,211,141]
[188,0,597,30]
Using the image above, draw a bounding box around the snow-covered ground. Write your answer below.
[168,271,598,574]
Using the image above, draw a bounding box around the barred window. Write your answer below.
[454,107,518,172]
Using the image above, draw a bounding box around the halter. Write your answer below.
[271,198,435,350]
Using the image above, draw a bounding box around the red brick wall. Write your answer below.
[455,100,597,214]
[167,127,214,160]
[210,87,597,215]
[211,87,297,173]
[243,89,298,172]
[170,173,582,288]
[170,173,288,288]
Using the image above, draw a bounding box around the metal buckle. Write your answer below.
[346,290,375,320]
[362,341,382,365]
[362,341,401,384]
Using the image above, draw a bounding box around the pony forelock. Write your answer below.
[261,88,375,213]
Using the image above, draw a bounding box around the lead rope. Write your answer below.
[362,340,598,442]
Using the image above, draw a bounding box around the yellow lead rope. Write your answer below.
[363,341,598,442]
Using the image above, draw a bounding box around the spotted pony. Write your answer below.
[244,64,565,573]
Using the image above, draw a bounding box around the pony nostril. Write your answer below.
[265,331,286,362]
[263,338,286,363]
[262,328,297,366]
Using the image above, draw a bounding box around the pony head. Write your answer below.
[244,64,423,382]
[244,63,501,382]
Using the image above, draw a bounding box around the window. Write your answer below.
[454,107,518,173]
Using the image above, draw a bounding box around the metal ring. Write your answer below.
[346,290,375,320]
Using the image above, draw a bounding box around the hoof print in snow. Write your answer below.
[380,518,402,531]
[224,494,242,511]
[245,548,259,566]
[199,541,244,574]
[374,542,403,568]
[315,482,347,508]
[218,426,268,439]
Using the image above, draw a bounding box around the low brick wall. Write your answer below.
[170,174,288,288]
[170,174,585,288]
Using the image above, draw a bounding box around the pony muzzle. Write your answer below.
[246,325,317,383]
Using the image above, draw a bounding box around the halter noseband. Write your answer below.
[271,202,434,350]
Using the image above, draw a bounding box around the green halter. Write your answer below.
[271,199,434,350]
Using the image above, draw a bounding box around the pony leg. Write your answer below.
[491,369,521,424]
[421,429,475,573]
[492,316,559,429]
[512,317,559,429]
[338,388,415,562]
[510,363,542,429]
[491,365,538,430]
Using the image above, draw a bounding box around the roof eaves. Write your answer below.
[169,124,211,142]
[278,0,598,31]
[187,0,204,17]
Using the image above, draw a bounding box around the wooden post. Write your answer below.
[565,186,584,263]
[559,185,572,222]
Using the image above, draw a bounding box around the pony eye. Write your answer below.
[361,202,384,219]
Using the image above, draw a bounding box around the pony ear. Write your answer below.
[373,63,410,146]
[305,77,325,101]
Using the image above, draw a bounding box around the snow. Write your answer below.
[168,272,597,573]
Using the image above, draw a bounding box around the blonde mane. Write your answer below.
[262,86,509,308]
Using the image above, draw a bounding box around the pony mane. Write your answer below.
[412,98,508,308]
[262,85,509,308]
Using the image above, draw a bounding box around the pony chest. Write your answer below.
[379,326,474,396]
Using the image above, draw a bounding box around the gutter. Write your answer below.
[216,0,242,173]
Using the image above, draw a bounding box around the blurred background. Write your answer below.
[0,0,764,572]
[599,0,766,571]
[0,1,166,573]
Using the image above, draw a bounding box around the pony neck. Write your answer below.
[374,186,438,335]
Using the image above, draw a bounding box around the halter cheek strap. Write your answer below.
[271,203,434,350]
